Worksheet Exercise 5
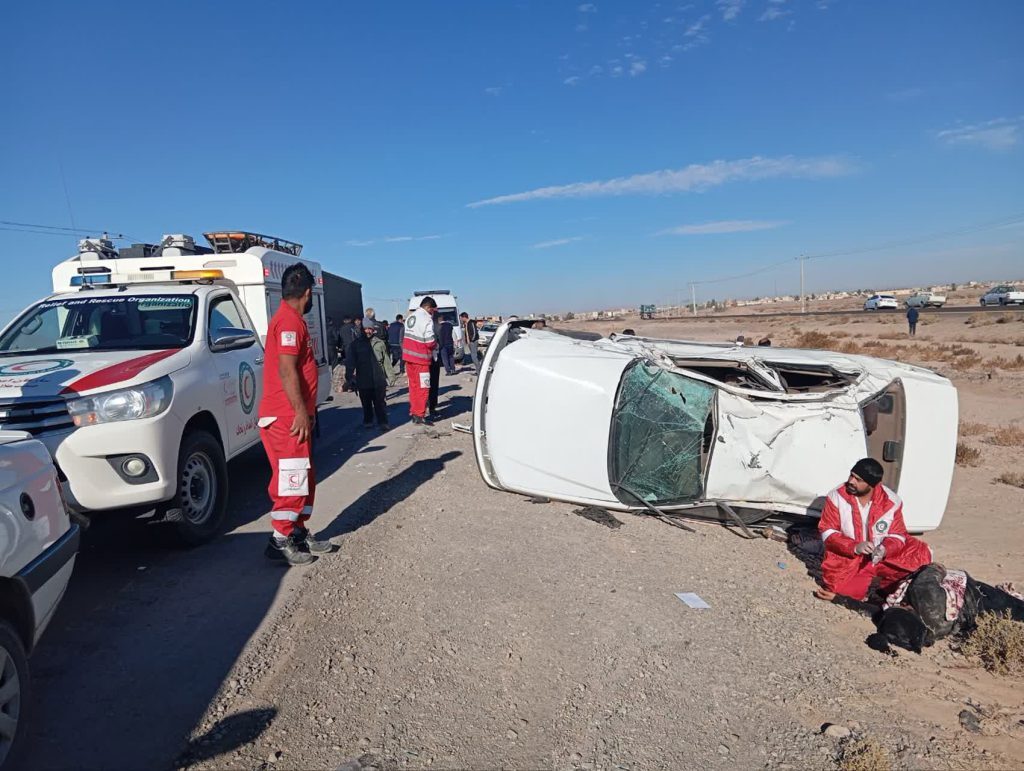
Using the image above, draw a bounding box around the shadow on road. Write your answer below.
[321,450,462,539]
[20,372,478,770]
[20,397,410,771]
[176,707,277,766]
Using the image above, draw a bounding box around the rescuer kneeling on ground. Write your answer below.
[816,458,932,602]
[258,263,334,565]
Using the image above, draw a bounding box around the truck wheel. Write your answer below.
[0,621,29,769]
[168,430,228,547]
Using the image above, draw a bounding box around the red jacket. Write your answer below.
[819,483,910,559]
[817,483,932,597]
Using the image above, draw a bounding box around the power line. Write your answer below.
[0,220,137,240]
[804,211,1024,261]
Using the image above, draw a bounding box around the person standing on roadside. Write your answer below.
[388,314,405,372]
[259,263,334,566]
[402,296,438,424]
[365,307,386,339]
[437,314,456,376]
[906,305,919,337]
[346,317,397,430]
[460,312,479,373]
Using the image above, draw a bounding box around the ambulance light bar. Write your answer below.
[68,268,224,288]
[173,270,224,281]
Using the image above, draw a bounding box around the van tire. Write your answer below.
[167,430,228,547]
[0,620,30,769]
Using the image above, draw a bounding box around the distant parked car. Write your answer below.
[863,294,899,310]
[905,291,947,309]
[979,285,1024,306]
[0,431,79,767]
[477,322,500,347]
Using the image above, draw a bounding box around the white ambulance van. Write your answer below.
[0,231,330,544]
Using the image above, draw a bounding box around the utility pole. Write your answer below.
[690,283,697,316]
[799,255,807,314]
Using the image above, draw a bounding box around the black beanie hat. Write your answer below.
[851,457,884,487]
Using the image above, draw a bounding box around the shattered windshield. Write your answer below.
[610,360,716,506]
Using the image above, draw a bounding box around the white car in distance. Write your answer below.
[0,431,79,767]
[979,285,1024,306]
[863,294,899,310]
[905,291,946,309]
[477,322,500,347]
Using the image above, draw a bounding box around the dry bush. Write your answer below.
[962,611,1024,675]
[877,332,903,340]
[795,330,833,349]
[955,443,981,467]
[860,339,884,349]
[986,427,1024,447]
[990,354,1024,370]
[838,739,893,771]
[996,471,1024,489]
[959,420,990,436]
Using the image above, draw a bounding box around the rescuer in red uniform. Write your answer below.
[402,295,438,424]
[816,458,932,601]
[259,263,334,565]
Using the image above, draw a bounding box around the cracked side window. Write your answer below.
[611,360,716,505]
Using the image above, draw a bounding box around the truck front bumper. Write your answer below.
[43,413,185,512]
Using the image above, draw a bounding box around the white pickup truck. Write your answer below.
[0,430,78,767]
[905,290,947,308]
[0,231,331,545]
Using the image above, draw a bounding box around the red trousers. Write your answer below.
[260,419,315,538]
[824,537,933,600]
[406,361,430,418]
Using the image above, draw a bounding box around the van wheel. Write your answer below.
[167,430,228,547]
[0,621,29,769]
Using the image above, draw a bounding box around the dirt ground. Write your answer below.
[172,310,1024,771]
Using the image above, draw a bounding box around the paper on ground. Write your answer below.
[674,592,710,609]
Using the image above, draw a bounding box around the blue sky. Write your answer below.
[2,0,1022,318]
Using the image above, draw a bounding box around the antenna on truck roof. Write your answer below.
[203,231,303,257]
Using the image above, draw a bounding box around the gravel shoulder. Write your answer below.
[178,365,1023,771]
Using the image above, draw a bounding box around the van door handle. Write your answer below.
[255,356,265,365]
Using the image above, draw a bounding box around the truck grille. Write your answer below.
[0,398,74,435]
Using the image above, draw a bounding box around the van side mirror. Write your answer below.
[210,327,256,352]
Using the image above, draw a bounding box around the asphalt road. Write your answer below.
[641,303,1023,323]
[18,386,440,771]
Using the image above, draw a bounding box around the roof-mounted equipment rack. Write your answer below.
[203,231,303,257]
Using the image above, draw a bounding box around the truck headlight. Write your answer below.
[68,376,173,427]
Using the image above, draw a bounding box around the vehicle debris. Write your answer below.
[674,592,711,609]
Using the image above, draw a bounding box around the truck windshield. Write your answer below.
[0,295,197,355]
[610,360,716,506]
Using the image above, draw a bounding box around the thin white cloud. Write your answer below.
[531,236,585,249]
[684,14,710,36]
[467,155,855,207]
[346,235,442,247]
[716,0,744,21]
[578,3,597,11]
[759,5,791,21]
[563,75,582,86]
[886,87,924,102]
[484,86,503,96]
[937,117,1021,151]
[629,59,648,76]
[656,220,790,236]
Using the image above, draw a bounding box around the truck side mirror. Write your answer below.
[210,327,256,352]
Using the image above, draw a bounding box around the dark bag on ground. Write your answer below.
[867,564,1024,654]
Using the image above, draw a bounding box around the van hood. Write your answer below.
[0,349,189,400]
